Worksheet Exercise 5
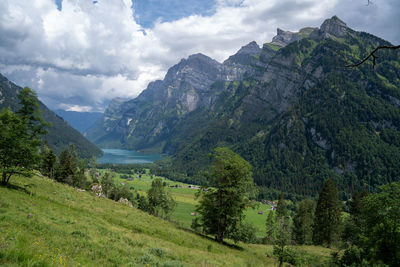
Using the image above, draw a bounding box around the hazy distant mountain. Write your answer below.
[86,16,400,198]
[54,109,102,133]
[0,74,102,158]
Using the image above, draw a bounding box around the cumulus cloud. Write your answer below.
[0,0,398,111]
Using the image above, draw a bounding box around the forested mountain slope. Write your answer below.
[0,74,102,158]
[54,109,102,133]
[87,16,400,198]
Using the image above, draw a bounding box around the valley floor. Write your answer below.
[109,170,272,237]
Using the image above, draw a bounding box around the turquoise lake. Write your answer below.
[97,148,163,164]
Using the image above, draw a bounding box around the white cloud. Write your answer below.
[0,0,398,112]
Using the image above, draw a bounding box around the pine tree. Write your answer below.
[276,193,287,218]
[265,210,276,244]
[349,191,368,224]
[313,179,342,247]
[40,144,57,179]
[56,145,76,185]
[293,199,316,245]
[16,87,49,138]
[343,190,369,245]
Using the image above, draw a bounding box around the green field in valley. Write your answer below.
[111,171,273,236]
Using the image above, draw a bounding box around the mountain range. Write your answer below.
[54,109,102,134]
[0,74,102,159]
[85,16,400,198]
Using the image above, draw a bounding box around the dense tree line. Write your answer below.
[263,178,400,266]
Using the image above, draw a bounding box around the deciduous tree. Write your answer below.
[195,147,255,243]
[0,87,47,186]
[147,178,176,219]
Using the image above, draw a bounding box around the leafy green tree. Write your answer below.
[40,143,57,179]
[195,147,255,243]
[73,158,88,188]
[138,195,150,212]
[111,184,134,203]
[358,182,400,266]
[0,109,39,185]
[340,183,400,266]
[293,199,316,245]
[313,179,342,247]
[273,216,293,267]
[101,171,115,198]
[147,178,176,219]
[0,87,47,185]
[227,221,258,244]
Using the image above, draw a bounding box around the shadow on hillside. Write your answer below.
[172,222,244,251]
[0,182,36,196]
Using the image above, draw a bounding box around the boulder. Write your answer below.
[91,184,103,197]
[118,198,133,208]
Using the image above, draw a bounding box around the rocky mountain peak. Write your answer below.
[224,41,261,65]
[183,53,221,68]
[235,41,261,55]
[164,53,222,85]
[320,15,350,38]
[104,97,125,116]
[271,28,301,47]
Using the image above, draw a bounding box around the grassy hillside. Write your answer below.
[0,175,332,266]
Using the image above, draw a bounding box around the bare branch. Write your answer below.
[346,45,400,69]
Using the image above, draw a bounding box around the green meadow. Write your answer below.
[112,171,272,236]
[0,174,333,266]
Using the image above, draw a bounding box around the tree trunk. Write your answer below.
[215,232,224,243]
[2,172,8,185]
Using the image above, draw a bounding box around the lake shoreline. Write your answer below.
[97,148,163,164]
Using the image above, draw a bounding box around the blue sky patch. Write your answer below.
[55,0,62,11]
[54,0,216,28]
[131,0,216,28]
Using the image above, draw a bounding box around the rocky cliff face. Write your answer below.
[319,15,352,38]
[86,16,351,150]
[270,27,317,47]
[86,40,268,149]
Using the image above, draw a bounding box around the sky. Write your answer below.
[0,0,399,112]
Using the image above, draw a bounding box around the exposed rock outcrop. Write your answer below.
[118,198,133,208]
[320,15,351,38]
